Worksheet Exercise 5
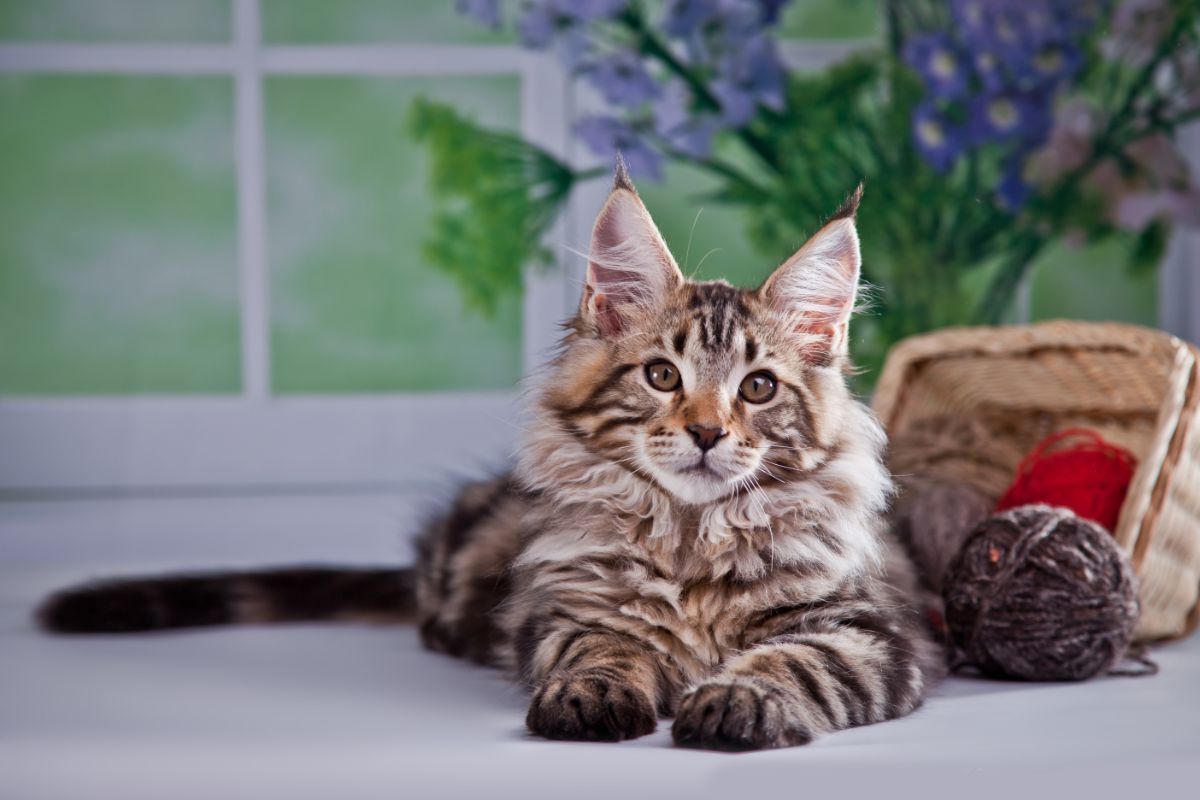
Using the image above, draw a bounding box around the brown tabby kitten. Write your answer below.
[39,165,944,751]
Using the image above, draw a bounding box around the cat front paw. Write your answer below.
[526,671,657,742]
[671,681,812,751]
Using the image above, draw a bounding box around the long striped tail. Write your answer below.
[37,566,417,634]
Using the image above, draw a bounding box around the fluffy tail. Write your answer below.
[37,566,417,634]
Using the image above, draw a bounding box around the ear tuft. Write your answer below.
[760,190,863,362]
[583,181,682,337]
[828,182,863,223]
[613,151,637,194]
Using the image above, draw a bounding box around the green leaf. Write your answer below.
[1128,220,1169,274]
[406,97,575,316]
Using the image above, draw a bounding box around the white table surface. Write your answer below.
[2,494,1198,800]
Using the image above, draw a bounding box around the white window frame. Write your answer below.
[0,0,582,493]
[3,3,1189,495]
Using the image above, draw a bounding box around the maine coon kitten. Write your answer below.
[39,165,944,751]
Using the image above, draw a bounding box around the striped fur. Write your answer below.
[414,179,944,748]
[37,175,944,751]
[39,567,416,633]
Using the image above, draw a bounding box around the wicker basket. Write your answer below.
[873,320,1200,642]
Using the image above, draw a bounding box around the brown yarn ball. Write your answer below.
[892,479,994,593]
[942,504,1141,681]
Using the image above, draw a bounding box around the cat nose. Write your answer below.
[686,424,727,452]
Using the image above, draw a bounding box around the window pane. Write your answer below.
[266,75,523,393]
[261,0,515,44]
[1030,238,1158,326]
[0,75,240,394]
[0,0,230,43]
[779,0,880,40]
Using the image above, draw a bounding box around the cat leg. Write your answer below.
[672,610,933,751]
[523,628,666,742]
[414,476,526,666]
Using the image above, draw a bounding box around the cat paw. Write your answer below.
[671,681,812,751]
[526,671,657,742]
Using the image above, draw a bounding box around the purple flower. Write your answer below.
[904,32,970,99]
[711,33,786,124]
[1026,41,1084,85]
[575,115,663,180]
[954,1,1054,50]
[663,0,788,36]
[456,0,500,28]
[968,90,1052,145]
[510,2,630,69]
[662,0,720,36]
[552,0,628,22]
[996,150,1037,211]
[912,102,966,173]
[582,51,661,107]
[663,0,765,65]
[665,116,721,158]
[711,80,757,125]
[654,81,721,158]
[516,4,557,48]
[972,48,1007,92]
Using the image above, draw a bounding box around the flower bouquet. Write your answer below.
[412,0,1200,375]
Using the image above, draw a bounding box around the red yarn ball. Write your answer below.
[995,429,1137,532]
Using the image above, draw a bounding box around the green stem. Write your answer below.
[658,144,772,199]
[974,233,1049,324]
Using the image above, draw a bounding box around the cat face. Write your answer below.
[541,167,863,506]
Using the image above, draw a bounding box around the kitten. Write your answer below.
[38,163,944,751]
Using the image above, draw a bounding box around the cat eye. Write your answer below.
[645,360,682,392]
[739,371,777,404]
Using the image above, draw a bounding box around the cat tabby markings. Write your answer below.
[37,162,944,751]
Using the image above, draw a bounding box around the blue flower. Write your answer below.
[516,4,557,48]
[663,0,765,65]
[971,48,1007,92]
[1026,41,1084,85]
[967,90,1051,146]
[711,80,757,126]
[552,0,628,22]
[653,81,721,158]
[575,115,663,180]
[912,102,966,173]
[456,0,500,28]
[996,150,1037,211]
[710,33,786,124]
[582,51,661,107]
[662,0,720,37]
[663,0,788,36]
[949,0,988,34]
[904,32,970,99]
[665,116,721,158]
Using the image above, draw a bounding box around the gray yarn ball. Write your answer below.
[943,504,1141,681]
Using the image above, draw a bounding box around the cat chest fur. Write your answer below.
[510,510,844,684]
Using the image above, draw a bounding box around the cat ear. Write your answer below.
[582,159,682,337]
[760,185,863,362]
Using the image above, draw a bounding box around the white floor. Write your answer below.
[2,494,1198,800]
